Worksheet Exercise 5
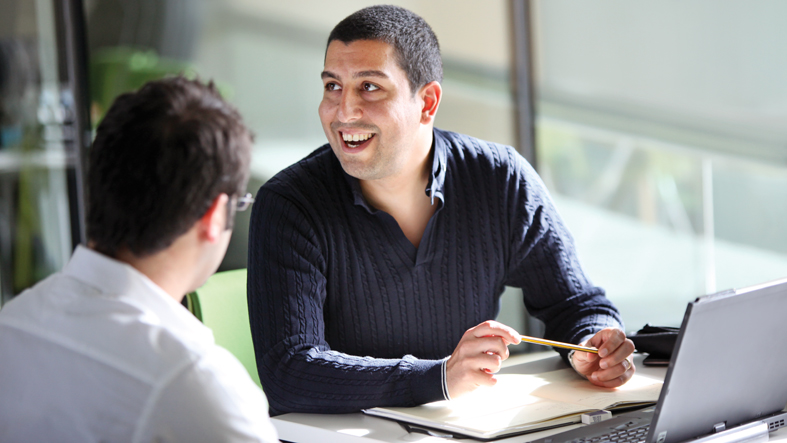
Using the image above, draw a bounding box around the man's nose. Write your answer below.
[337,91,362,122]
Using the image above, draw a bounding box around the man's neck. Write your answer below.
[359,133,436,248]
[109,238,199,303]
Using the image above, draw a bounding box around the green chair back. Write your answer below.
[185,269,260,388]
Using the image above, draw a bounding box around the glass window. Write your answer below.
[0,0,82,306]
[531,0,787,329]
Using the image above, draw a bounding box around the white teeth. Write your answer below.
[342,132,373,142]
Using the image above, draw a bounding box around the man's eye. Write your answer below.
[362,83,380,92]
[325,82,341,91]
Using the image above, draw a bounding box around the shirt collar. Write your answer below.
[426,128,447,205]
[62,245,213,344]
[343,167,371,211]
[343,129,447,212]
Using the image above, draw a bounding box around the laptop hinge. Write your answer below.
[713,422,727,433]
[690,421,768,443]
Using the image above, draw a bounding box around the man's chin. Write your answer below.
[331,144,391,181]
[340,162,373,180]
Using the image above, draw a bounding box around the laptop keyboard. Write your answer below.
[575,423,650,443]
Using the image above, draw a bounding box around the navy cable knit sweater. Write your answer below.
[248,128,623,415]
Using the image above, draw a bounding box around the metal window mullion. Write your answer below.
[510,0,537,168]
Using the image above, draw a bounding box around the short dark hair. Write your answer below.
[87,76,252,257]
[327,5,442,94]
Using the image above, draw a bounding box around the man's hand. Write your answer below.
[445,320,520,399]
[571,328,635,388]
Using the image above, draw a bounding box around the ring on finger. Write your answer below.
[621,359,631,370]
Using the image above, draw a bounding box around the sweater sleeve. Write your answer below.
[503,152,624,362]
[247,186,444,415]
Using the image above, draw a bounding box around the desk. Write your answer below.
[272,352,787,443]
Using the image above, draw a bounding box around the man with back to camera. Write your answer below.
[0,77,278,442]
[248,5,635,415]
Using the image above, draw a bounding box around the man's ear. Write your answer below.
[419,81,442,125]
[198,193,229,243]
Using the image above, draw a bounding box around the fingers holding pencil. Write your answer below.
[572,328,636,388]
[446,320,521,398]
[518,335,599,353]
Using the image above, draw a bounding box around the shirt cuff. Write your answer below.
[441,357,451,400]
[567,349,582,374]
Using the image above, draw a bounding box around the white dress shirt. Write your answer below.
[0,246,278,443]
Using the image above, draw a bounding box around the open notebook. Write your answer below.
[364,368,663,440]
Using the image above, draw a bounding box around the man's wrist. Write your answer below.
[568,336,595,379]
[568,349,588,379]
[441,357,452,400]
[568,349,578,370]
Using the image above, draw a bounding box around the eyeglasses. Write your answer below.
[236,193,255,212]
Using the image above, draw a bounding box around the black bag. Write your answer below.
[628,324,679,366]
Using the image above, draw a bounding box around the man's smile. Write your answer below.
[340,131,376,150]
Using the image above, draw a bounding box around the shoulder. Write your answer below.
[143,346,279,442]
[259,144,342,201]
[1,278,208,382]
[0,273,66,322]
[435,128,532,180]
[252,143,351,237]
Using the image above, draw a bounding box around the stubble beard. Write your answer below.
[336,143,391,181]
[328,121,394,181]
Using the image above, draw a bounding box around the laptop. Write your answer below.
[526,277,787,443]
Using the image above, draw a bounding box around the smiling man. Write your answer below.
[248,5,635,415]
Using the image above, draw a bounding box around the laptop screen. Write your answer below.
[648,277,787,443]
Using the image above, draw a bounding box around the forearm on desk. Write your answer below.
[257,342,445,415]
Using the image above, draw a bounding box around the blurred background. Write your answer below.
[1,0,786,347]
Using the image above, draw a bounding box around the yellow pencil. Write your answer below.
[519,335,599,353]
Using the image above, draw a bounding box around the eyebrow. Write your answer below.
[321,70,390,80]
[354,70,388,79]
